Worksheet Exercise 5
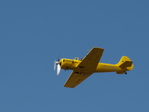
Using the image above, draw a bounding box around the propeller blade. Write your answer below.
[54,61,56,70]
[57,64,61,75]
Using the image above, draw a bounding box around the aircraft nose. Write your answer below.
[59,59,63,66]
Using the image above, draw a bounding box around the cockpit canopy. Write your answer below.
[74,57,82,60]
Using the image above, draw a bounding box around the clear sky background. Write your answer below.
[0,0,149,112]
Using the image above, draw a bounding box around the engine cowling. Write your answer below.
[60,59,80,70]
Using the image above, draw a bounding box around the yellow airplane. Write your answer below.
[54,47,134,88]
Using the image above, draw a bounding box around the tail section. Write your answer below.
[117,56,134,71]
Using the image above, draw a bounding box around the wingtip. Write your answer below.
[93,47,104,50]
[64,85,75,88]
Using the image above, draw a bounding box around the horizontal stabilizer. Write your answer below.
[119,61,133,68]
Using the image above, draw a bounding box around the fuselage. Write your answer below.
[59,58,128,73]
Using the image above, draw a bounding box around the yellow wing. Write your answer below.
[77,47,104,71]
[64,47,104,88]
[64,71,92,88]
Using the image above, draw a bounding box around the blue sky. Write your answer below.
[0,0,149,112]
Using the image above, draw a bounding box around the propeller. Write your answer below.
[57,64,61,75]
[54,59,61,75]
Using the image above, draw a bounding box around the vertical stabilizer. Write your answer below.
[117,56,134,71]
